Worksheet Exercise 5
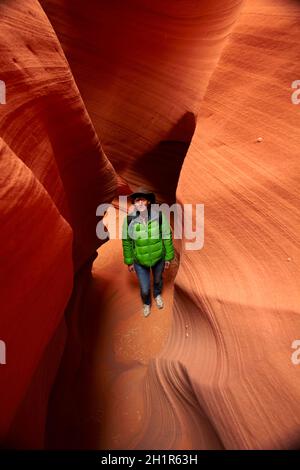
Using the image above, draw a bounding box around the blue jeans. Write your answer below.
[134,258,165,305]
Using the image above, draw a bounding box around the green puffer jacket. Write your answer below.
[122,208,175,267]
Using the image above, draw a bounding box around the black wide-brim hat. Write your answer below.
[129,187,156,204]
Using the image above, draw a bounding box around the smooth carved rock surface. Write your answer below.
[40,0,244,200]
[154,0,300,449]
[0,0,117,447]
[1,0,300,450]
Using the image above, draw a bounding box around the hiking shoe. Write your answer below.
[154,295,164,309]
[143,304,151,317]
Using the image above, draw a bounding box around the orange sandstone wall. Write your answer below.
[147,0,300,449]
[0,0,117,447]
[40,0,244,202]
[1,0,300,450]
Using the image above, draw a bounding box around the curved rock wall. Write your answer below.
[40,0,244,200]
[153,0,300,449]
[0,0,117,447]
[1,0,300,450]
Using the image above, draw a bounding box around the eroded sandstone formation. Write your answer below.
[1,0,300,450]
[0,0,117,447]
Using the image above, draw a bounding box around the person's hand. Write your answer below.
[128,264,135,272]
[164,261,171,270]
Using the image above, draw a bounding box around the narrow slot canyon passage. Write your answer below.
[2,0,300,452]
[46,208,181,449]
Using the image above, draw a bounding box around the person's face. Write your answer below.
[134,197,149,212]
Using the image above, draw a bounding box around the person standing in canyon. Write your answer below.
[122,188,175,317]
